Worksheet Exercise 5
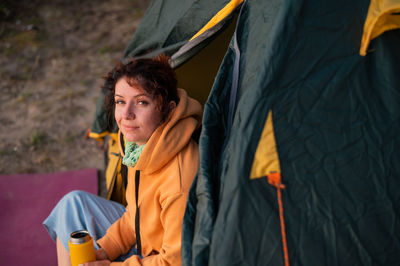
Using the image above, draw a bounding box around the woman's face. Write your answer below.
[114,77,163,144]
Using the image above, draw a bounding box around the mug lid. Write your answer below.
[70,230,91,244]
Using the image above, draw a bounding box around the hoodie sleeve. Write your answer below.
[97,206,137,260]
[110,192,188,266]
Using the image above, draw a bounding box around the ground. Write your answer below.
[0,0,150,196]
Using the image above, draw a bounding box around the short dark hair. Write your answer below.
[103,55,179,125]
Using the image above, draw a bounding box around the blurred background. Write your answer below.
[0,0,151,194]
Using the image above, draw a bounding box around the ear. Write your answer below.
[169,101,177,110]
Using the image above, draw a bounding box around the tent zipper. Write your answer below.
[224,0,247,149]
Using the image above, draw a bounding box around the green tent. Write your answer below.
[91,0,400,265]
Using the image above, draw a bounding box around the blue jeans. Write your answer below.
[43,190,137,261]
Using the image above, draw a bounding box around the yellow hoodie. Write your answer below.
[97,89,202,265]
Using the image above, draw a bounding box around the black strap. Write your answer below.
[121,133,141,254]
[135,170,142,256]
[120,165,128,191]
[120,134,128,190]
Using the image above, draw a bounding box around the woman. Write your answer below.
[43,55,202,265]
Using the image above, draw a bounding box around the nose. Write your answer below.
[122,103,135,119]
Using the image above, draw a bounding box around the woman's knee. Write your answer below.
[58,190,91,207]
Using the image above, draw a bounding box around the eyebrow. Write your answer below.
[114,93,150,98]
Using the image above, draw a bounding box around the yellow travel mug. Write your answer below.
[68,230,96,266]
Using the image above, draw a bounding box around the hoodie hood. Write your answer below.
[119,88,202,174]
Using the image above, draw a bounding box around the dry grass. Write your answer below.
[0,0,150,195]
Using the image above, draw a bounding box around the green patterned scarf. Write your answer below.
[122,141,145,167]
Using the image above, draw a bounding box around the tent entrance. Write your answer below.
[175,15,237,105]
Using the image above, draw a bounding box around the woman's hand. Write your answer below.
[78,248,111,266]
[95,248,109,260]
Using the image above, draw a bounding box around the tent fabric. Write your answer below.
[123,0,234,59]
[0,168,98,266]
[189,0,243,42]
[171,5,239,69]
[182,0,400,265]
[88,0,400,264]
[360,0,400,56]
[250,111,281,180]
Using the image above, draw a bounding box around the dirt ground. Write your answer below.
[0,0,150,196]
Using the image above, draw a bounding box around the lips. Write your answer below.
[122,125,139,131]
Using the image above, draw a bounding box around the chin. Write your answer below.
[124,136,138,142]
[123,135,144,144]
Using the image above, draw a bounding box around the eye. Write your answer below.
[115,99,125,105]
[137,100,149,106]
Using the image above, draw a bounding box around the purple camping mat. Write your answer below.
[0,168,98,266]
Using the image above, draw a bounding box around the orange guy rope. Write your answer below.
[268,172,289,266]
